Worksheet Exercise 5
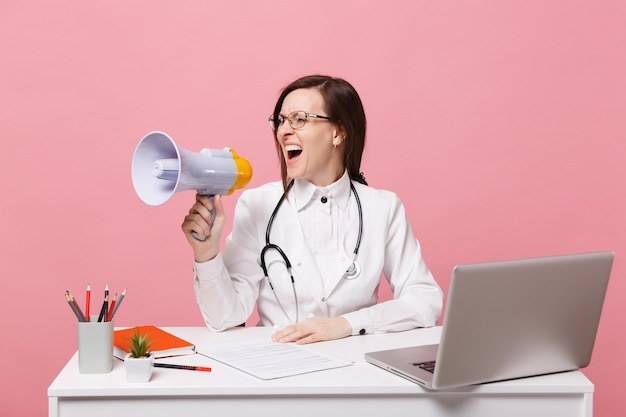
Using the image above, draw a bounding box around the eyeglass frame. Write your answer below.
[268,111,332,131]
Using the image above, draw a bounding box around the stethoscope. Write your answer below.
[260,180,363,323]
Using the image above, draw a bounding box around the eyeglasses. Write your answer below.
[268,111,331,131]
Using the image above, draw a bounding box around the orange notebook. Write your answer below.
[113,325,196,359]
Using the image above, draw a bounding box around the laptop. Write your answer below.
[365,251,614,390]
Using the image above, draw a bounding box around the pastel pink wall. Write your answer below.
[1,1,624,415]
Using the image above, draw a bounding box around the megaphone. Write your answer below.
[131,131,253,207]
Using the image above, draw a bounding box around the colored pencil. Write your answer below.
[104,284,109,319]
[85,284,91,322]
[106,293,117,322]
[65,291,85,322]
[68,291,87,322]
[97,284,109,322]
[110,288,126,320]
[154,363,212,372]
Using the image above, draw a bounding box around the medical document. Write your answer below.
[197,338,353,379]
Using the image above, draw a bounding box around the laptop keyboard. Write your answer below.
[413,360,436,373]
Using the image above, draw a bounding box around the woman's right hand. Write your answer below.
[181,194,226,263]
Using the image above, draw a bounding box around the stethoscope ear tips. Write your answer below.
[343,261,361,280]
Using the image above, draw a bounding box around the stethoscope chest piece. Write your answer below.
[343,260,361,280]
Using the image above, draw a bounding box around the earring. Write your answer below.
[333,138,342,148]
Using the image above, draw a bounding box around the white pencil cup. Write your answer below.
[77,317,114,374]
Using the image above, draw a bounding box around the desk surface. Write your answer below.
[48,326,594,417]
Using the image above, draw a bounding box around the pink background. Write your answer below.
[1,1,624,415]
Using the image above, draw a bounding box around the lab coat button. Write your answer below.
[321,297,326,302]
[359,329,366,335]
[321,196,328,204]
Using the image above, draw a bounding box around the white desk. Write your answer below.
[48,326,593,417]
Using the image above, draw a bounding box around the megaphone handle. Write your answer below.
[191,195,215,241]
[191,231,207,241]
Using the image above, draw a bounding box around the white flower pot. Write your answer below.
[124,353,154,382]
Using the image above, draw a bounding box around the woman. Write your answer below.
[182,75,442,344]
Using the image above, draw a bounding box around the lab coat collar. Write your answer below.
[292,171,352,212]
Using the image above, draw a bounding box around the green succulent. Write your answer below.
[127,328,153,358]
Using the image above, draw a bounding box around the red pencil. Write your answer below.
[106,293,117,322]
[85,284,91,322]
[110,288,126,320]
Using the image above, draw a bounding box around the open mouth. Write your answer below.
[285,144,303,160]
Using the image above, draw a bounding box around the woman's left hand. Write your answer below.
[271,317,352,344]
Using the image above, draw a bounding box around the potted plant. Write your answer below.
[124,328,154,382]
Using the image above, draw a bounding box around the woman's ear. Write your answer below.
[332,126,346,147]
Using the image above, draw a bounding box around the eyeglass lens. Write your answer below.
[269,111,309,131]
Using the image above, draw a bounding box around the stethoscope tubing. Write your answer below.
[260,180,363,322]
